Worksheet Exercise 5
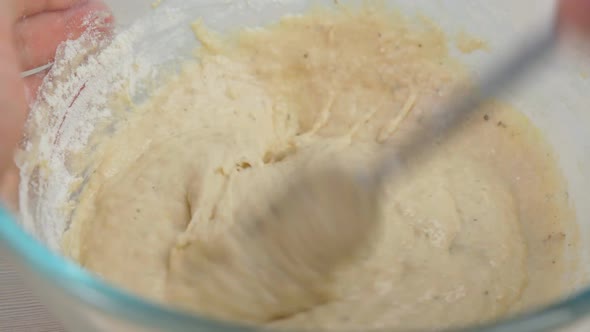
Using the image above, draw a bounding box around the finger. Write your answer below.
[15,0,112,72]
[0,18,27,177]
[0,163,20,212]
[0,77,26,176]
[558,0,590,33]
[11,0,86,20]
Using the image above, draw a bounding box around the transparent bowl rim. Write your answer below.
[1,206,590,332]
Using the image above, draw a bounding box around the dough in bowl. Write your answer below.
[57,5,576,331]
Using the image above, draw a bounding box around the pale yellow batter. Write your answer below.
[62,6,575,331]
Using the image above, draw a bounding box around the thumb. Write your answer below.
[0,12,28,179]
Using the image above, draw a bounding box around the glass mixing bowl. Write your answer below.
[1,0,590,331]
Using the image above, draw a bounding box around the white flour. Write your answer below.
[18,8,188,251]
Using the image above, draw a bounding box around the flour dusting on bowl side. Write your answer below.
[18,8,187,251]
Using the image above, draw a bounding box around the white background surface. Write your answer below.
[1,255,63,331]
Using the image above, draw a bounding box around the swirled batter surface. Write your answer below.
[63,6,575,331]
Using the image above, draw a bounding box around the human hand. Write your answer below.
[0,0,111,209]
